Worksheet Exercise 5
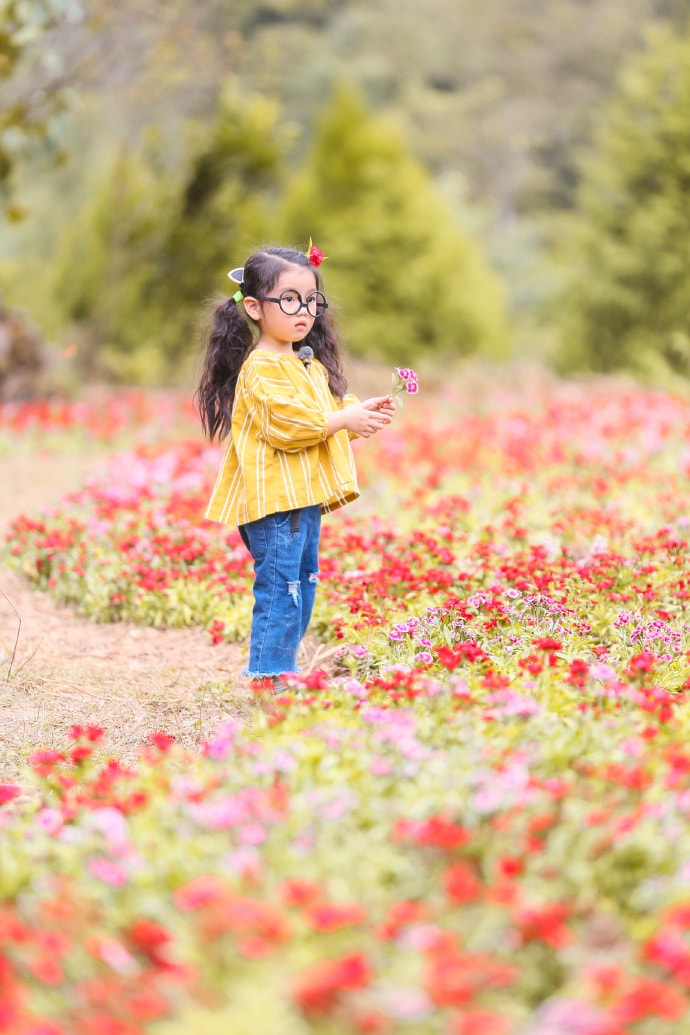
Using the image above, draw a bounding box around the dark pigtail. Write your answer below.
[195,296,253,441]
[304,306,347,401]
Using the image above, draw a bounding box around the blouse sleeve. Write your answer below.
[243,357,329,452]
[340,392,360,440]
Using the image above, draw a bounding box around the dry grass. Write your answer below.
[0,446,337,780]
[0,563,339,780]
[0,564,252,777]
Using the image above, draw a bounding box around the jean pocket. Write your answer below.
[275,509,303,534]
[242,518,268,562]
[274,511,291,527]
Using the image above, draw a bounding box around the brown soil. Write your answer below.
[0,448,329,778]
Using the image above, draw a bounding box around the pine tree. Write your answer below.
[279,83,508,364]
[52,90,285,381]
[556,26,690,379]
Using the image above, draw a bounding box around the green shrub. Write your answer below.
[280,83,509,364]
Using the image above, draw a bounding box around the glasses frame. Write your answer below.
[260,289,329,319]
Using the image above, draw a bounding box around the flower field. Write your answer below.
[3,373,690,1034]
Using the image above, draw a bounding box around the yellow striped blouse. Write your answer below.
[205,350,360,527]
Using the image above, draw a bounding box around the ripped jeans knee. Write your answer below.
[239,505,322,679]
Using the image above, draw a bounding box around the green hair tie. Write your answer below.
[232,290,244,304]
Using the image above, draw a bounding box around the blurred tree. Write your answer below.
[148,89,287,367]
[279,83,508,364]
[553,26,690,379]
[5,0,690,380]
[53,90,286,382]
[235,0,690,219]
[0,0,83,212]
[52,145,175,381]
[14,0,687,224]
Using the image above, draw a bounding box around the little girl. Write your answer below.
[196,244,394,690]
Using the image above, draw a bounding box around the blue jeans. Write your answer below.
[238,505,322,679]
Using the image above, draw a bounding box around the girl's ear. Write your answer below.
[243,296,261,321]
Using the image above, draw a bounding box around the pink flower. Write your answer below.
[392,367,420,403]
[36,808,64,835]
[88,856,129,886]
[238,822,268,845]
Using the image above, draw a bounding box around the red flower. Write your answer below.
[584,962,624,995]
[237,935,275,959]
[29,749,65,766]
[70,745,93,764]
[376,900,425,939]
[426,949,516,1006]
[516,902,571,948]
[293,953,372,1015]
[350,1007,392,1033]
[443,862,482,904]
[453,1011,511,1035]
[627,651,657,675]
[307,243,326,267]
[174,874,226,910]
[305,901,366,931]
[614,977,686,1023]
[71,722,103,743]
[29,749,66,775]
[147,732,176,752]
[0,784,21,805]
[394,815,471,850]
[437,643,488,670]
[498,856,523,879]
[279,877,323,906]
[127,984,170,1020]
[26,955,63,985]
[22,1022,65,1035]
[199,896,290,943]
[127,918,173,964]
[534,637,562,651]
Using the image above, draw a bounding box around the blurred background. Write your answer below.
[1,0,690,397]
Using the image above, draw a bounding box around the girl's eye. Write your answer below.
[283,293,297,303]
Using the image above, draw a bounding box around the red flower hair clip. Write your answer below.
[306,237,327,268]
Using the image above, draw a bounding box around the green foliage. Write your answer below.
[0,0,82,210]
[235,0,690,218]
[148,89,287,366]
[52,147,176,382]
[5,0,690,375]
[51,90,286,382]
[279,84,509,364]
[554,26,690,380]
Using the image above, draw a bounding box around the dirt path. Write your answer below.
[0,449,258,775]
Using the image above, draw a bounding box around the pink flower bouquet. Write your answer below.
[391,367,419,406]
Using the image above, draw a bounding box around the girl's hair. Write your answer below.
[195,245,347,441]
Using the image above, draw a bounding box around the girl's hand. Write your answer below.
[328,401,393,438]
[361,395,396,418]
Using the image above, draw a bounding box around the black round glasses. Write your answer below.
[261,289,328,318]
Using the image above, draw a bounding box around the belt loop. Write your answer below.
[290,509,302,533]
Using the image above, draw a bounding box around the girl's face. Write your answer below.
[247,266,321,351]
